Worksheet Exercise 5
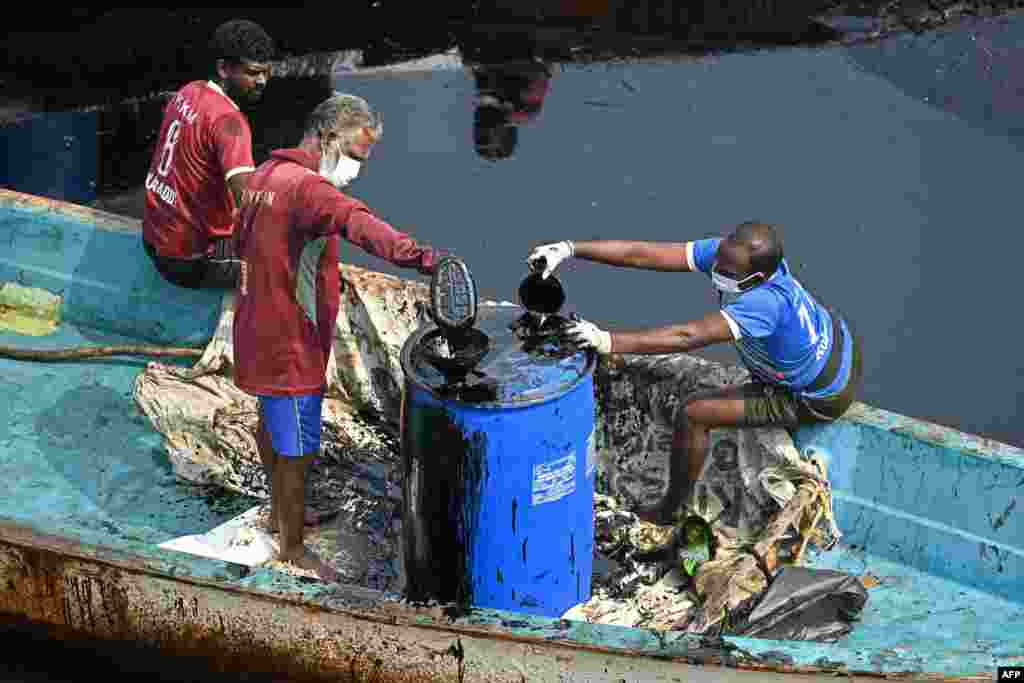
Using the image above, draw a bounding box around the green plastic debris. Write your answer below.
[679,515,712,576]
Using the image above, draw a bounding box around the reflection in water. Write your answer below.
[458,27,556,161]
[472,59,553,160]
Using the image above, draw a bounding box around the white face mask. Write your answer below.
[711,260,763,294]
[711,271,744,294]
[319,145,361,189]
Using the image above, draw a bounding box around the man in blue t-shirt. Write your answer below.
[527,221,863,524]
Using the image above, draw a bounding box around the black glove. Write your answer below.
[209,237,238,263]
[204,237,241,288]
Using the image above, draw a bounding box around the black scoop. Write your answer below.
[518,271,565,316]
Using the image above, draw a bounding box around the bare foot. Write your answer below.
[279,546,340,584]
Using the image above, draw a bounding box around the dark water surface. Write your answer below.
[73,11,1023,447]
[317,14,1024,447]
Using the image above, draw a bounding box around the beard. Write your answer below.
[225,79,263,106]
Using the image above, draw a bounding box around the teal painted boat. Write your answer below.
[0,186,1019,682]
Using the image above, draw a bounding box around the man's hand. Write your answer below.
[527,241,574,279]
[421,248,451,276]
[564,318,612,354]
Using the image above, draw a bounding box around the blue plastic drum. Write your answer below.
[400,303,597,618]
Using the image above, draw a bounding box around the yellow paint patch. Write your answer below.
[0,282,61,336]
[860,574,882,589]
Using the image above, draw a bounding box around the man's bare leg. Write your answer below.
[275,451,340,583]
[256,412,280,533]
[636,387,749,525]
[258,415,334,531]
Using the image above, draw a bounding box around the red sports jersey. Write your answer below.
[508,74,551,124]
[231,147,441,396]
[142,81,256,259]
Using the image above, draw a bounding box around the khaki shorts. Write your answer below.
[689,326,863,429]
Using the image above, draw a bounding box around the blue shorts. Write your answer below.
[258,394,323,458]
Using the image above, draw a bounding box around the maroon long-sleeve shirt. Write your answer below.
[232,147,440,396]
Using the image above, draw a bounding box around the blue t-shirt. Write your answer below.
[688,238,853,399]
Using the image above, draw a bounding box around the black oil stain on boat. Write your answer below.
[400,401,487,610]
[989,499,1016,530]
[979,543,1007,573]
[519,594,540,609]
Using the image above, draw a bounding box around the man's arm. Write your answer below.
[345,208,441,275]
[606,311,734,355]
[299,183,441,275]
[571,240,694,272]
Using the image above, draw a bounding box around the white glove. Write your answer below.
[565,319,612,354]
[526,241,574,279]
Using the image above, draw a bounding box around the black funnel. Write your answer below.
[418,327,491,383]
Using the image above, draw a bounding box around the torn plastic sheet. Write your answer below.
[159,505,277,567]
[568,430,843,635]
[576,350,847,636]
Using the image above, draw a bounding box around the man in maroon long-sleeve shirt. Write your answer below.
[232,93,444,581]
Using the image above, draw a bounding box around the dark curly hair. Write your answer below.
[209,19,275,66]
[733,221,784,276]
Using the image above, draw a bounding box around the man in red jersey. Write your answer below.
[142,19,274,289]
[472,58,552,160]
[232,93,446,581]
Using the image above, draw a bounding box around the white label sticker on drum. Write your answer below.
[532,453,576,505]
[586,429,596,480]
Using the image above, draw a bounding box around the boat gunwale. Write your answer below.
[0,187,141,234]
[809,402,1024,470]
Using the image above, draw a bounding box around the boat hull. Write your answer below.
[0,187,1018,681]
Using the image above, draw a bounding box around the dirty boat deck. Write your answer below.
[0,187,1021,680]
